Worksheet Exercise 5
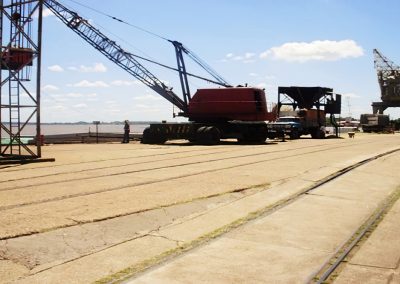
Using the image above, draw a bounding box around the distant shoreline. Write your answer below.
[37,121,160,125]
[1,123,151,136]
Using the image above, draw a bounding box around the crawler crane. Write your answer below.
[43,0,277,144]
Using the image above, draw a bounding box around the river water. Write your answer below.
[1,123,149,137]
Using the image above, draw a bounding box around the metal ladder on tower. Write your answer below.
[7,0,22,155]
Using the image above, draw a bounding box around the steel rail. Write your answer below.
[0,138,374,177]
[313,183,400,283]
[0,140,373,193]
[2,145,399,241]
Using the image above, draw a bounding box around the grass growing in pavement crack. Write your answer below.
[94,185,285,284]
[1,182,270,241]
[312,186,400,283]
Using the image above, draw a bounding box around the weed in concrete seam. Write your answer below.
[2,183,270,241]
[94,192,284,284]
[316,186,400,283]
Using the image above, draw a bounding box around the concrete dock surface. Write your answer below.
[0,133,400,283]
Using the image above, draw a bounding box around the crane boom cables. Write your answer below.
[44,0,188,111]
[63,0,231,87]
[64,0,169,41]
[127,51,231,87]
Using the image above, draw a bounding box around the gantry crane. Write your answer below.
[372,49,400,114]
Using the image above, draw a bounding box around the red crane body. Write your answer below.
[188,88,275,122]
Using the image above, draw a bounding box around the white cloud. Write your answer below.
[42,84,59,92]
[105,108,121,113]
[49,94,68,102]
[133,105,162,113]
[71,80,109,88]
[46,105,67,111]
[260,40,364,62]
[48,65,64,72]
[87,96,98,102]
[73,103,88,109]
[244,53,255,59]
[68,63,107,73]
[133,94,162,101]
[224,52,256,63]
[256,83,267,89]
[110,80,141,86]
[32,8,53,18]
[43,8,54,17]
[136,103,153,109]
[249,73,258,77]
[67,92,83,98]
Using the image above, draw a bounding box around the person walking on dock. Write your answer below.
[122,120,130,143]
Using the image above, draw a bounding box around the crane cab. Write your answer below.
[1,47,34,70]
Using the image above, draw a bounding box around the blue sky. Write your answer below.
[38,0,400,122]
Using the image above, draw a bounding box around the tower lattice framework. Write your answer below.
[0,0,43,159]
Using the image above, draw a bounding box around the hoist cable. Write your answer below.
[64,0,170,41]
[60,0,229,86]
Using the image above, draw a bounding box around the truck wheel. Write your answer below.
[290,129,299,140]
[311,128,325,139]
[311,128,319,139]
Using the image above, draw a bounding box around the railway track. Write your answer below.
[0,140,377,210]
[1,144,398,240]
[214,147,400,284]
[0,138,380,191]
[0,139,374,183]
[0,140,397,231]
[103,147,400,283]
[311,183,400,283]
[1,140,399,284]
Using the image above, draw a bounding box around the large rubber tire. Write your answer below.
[196,126,220,145]
[141,127,167,144]
[141,127,152,144]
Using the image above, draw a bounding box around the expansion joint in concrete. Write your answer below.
[347,262,399,271]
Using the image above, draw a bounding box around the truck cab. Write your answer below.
[271,116,302,139]
[268,109,326,139]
